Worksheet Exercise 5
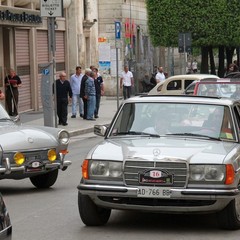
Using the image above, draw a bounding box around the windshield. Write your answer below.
[196,82,240,98]
[110,102,236,141]
[0,104,11,120]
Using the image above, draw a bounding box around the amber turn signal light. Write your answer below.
[225,164,235,185]
[82,160,89,179]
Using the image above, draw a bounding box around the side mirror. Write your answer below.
[94,125,108,136]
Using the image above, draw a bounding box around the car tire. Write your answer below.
[217,197,240,230]
[78,192,111,226]
[30,169,58,189]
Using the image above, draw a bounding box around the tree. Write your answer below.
[146,0,240,75]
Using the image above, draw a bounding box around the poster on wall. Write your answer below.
[99,61,111,75]
[110,48,121,77]
[99,43,111,62]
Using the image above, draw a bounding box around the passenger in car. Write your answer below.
[143,111,171,135]
[203,108,233,139]
[230,85,240,100]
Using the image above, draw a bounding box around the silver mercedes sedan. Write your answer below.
[0,103,71,189]
[78,95,240,229]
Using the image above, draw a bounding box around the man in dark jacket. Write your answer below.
[56,72,72,126]
[80,68,91,119]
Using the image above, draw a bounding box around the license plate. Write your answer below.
[26,161,43,172]
[137,187,172,198]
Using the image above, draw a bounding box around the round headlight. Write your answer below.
[58,130,70,145]
[48,149,57,161]
[205,165,224,181]
[14,152,25,165]
[90,161,109,176]
[109,162,122,178]
[190,165,204,181]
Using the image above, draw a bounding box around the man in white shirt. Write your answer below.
[120,66,134,99]
[155,66,166,83]
[70,66,84,118]
[192,60,198,73]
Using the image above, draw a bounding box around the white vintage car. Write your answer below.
[0,104,71,188]
[78,95,240,229]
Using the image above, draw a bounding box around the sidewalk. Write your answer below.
[18,97,119,137]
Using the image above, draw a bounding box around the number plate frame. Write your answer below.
[137,187,172,198]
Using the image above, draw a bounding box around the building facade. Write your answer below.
[0,0,164,113]
[0,0,72,113]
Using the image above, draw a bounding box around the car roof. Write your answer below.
[156,74,219,86]
[125,94,235,106]
[197,78,240,83]
[165,74,219,80]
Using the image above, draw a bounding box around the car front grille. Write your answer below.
[124,160,188,188]
[23,149,52,162]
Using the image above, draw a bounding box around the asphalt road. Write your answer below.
[1,133,240,240]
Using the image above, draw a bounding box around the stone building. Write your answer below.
[0,0,73,112]
[0,0,163,113]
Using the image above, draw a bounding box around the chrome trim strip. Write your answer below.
[78,183,240,197]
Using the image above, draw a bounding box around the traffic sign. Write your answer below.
[42,69,50,75]
[40,0,63,17]
[115,21,121,40]
[178,32,192,53]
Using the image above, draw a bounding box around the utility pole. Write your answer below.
[40,0,63,127]
[115,21,121,109]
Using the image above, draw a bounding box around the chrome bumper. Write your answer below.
[78,183,239,213]
[78,183,240,199]
[0,153,71,174]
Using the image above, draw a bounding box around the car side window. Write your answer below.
[233,105,240,131]
[185,83,195,95]
[184,80,195,89]
[167,80,181,90]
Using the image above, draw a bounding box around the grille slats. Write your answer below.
[124,160,187,188]
[23,150,50,162]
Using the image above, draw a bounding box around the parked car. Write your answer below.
[0,103,71,188]
[148,74,219,95]
[0,193,12,239]
[184,78,240,98]
[78,94,240,229]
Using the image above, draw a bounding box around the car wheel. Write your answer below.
[30,169,58,189]
[217,197,240,230]
[78,192,111,226]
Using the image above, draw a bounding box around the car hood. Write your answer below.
[89,137,237,164]
[0,125,58,151]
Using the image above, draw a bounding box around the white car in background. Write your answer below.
[148,74,219,95]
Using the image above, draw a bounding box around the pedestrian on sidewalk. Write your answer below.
[4,68,22,116]
[192,59,198,73]
[84,71,96,120]
[80,68,91,119]
[70,66,84,118]
[93,67,104,118]
[155,66,166,83]
[120,65,134,100]
[55,72,72,126]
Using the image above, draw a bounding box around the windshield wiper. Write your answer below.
[115,131,160,138]
[166,133,221,141]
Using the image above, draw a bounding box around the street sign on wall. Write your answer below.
[40,0,63,17]
[115,21,121,40]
